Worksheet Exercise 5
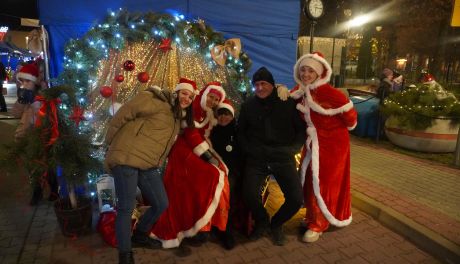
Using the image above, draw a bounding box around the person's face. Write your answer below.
[206,93,221,109]
[19,78,35,90]
[254,81,274,99]
[217,111,234,127]
[299,66,319,85]
[177,89,194,109]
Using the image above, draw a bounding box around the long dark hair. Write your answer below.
[172,96,194,128]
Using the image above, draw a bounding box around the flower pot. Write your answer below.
[54,197,92,237]
[384,116,459,153]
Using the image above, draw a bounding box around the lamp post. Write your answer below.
[341,9,352,82]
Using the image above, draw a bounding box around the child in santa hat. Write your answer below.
[209,99,244,250]
[291,52,357,243]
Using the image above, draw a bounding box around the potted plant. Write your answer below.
[1,85,100,236]
[381,81,460,152]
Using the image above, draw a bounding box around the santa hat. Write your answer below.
[293,51,332,88]
[200,81,226,109]
[174,78,199,95]
[217,99,235,116]
[17,63,39,83]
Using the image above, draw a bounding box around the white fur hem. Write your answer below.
[304,115,352,227]
[348,122,357,131]
[150,163,226,248]
[193,141,209,156]
[308,97,354,116]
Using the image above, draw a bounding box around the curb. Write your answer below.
[352,191,460,264]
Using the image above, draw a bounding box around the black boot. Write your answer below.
[220,231,235,250]
[131,229,161,249]
[186,231,209,247]
[118,251,135,264]
[173,243,192,257]
[270,225,286,246]
[248,221,269,241]
[29,186,43,206]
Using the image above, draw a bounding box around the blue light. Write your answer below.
[91,192,95,196]
[130,25,135,29]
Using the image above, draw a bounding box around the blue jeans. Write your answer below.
[112,165,168,253]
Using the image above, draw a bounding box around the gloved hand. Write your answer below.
[200,150,219,166]
[276,84,290,101]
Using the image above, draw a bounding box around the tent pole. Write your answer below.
[41,25,51,87]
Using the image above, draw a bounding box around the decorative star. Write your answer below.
[159,38,172,52]
[69,106,86,127]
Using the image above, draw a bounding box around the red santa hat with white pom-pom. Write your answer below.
[293,51,332,88]
[17,63,39,83]
[174,77,199,95]
[217,99,235,117]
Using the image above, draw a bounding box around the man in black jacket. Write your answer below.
[238,67,305,246]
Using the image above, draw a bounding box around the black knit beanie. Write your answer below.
[252,67,275,87]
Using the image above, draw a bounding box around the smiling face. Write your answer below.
[254,80,274,99]
[206,92,221,109]
[217,109,234,127]
[177,89,194,109]
[299,65,319,85]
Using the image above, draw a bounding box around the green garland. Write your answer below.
[381,82,460,130]
[56,9,252,108]
[0,86,100,191]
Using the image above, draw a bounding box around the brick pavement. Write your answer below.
[0,118,450,263]
[350,138,460,263]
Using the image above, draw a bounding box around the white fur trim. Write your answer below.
[218,102,234,116]
[193,141,210,156]
[17,72,37,83]
[200,85,226,110]
[300,98,352,227]
[348,122,357,131]
[300,58,324,76]
[175,83,198,95]
[150,157,227,248]
[305,88,354,116]
[293,53,332,88]
[290,89,305,99]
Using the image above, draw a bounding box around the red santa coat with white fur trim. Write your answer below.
[292,83,357,227]
[150,88,230,249]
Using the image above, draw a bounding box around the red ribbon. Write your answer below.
[34,95,61,146]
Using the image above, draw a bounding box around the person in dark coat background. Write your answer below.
[0,62,8,112]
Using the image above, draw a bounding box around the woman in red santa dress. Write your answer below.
[290,52,357,243]
[150,82,230,249]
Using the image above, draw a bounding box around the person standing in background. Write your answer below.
[0,62,8,112]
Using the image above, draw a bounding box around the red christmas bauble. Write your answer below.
[115,74,124,82]
[123,60,135,71]
[137,72,149,83]
[100,86,113,98]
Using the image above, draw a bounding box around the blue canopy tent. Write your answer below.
[38,0,300,87]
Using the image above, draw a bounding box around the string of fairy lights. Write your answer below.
[53,9,253,197]
[382,82,460,129]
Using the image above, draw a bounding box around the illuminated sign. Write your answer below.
[452,0,460,27]
[0,26,8,42]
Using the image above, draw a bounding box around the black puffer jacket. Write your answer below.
[237,90,306,163]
